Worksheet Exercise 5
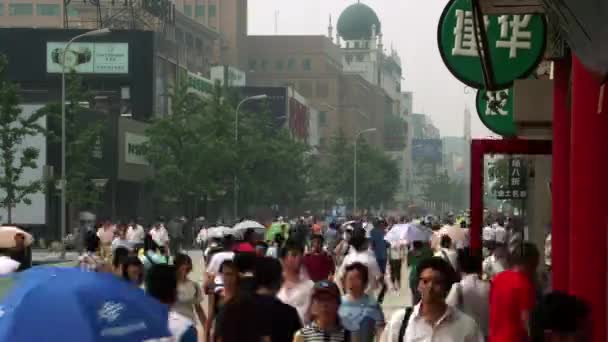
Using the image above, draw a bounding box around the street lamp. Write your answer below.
[353,128,377,215]
[233,94,268,219]
[60,28,110,257]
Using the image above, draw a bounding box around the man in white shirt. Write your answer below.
[482,224,496,257]
[494,223,507,246]
[127,218,146,250]
[278,241,314,324]
[382,257,483,342]
[150,219,169,250]
[205,236,235,293]
[336,228,381,293]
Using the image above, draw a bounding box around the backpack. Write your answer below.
[398,307,414,341]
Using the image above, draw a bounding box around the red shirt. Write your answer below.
[302,252,335,282]
[489,270,536,342]
[234,242,255,253]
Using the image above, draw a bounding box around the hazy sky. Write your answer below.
[248,0,494,138]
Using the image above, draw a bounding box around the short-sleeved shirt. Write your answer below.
[174,280,203,323]
[482,226,496,242]
[339,294,384,341]
[207,251,235,275]
[370,227,388,261]
[215,296,268,342]
[257,294,302,342]
[489,270,536,342]
[303,252,335,282]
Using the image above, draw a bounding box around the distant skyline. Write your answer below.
[248,0,495,138]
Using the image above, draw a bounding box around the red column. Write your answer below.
[551,58,571,291]
[569,55,608,342]
[469,140,483,252]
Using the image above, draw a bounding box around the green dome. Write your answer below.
[337,2,381,41]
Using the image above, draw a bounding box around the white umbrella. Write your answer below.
[403,223,433,243]
[232,220,265,232]
[207,226,234,239]
[384,223,410,244]
[0,226,33,248]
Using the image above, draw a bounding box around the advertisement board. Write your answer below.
[47,42,129,74]
[125,132,149,166]
[412,139,443,163]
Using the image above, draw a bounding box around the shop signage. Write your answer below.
[476,87,516,136]
[495,157,528,199]
[47,42,129,74]
[438,0,546,89]
[185,71,214,95]
[125,132,149,166]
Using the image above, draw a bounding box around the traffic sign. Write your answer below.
[476,87,516,136]
[438,0,546,89]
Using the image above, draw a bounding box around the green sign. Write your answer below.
[180,69,214,95]
[438,0,546,89]
[476,87,516,136]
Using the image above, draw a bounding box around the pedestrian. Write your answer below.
[489,242,540,342]
[111,224,132,253]
[112,246,130,277]
[278,241,315,324]
[482,222,496,258]
[337,227,382,295]
[205,235,235,294]
[234,251,258,296]
[255,257,303,342]
[434,235,458,271]
[529,291,590,342]
[214,292,271,342]
[339,262,385,341]
[482,244,508,280]
[140,234,169,271]
[370,218,389,303]
[255,241,268,257]
[446,248,490,338]
[122,255,144,286]
[79,230,101,272]
[266,233,283,258]
[97,220,115,262]
[334,228,352,267]
[127,218,146,251]
[168,216,186,256]
[324,222,340,257]
[206,260,239,342]
[303,234,335,282]
[145,264,198,342]
[235,228,256,253]
[293,280,350,342]
[407,240,434,305]
[382,257,483,342]
[388,240,405,292]
[173,253,207,330]
[150,217,170,251]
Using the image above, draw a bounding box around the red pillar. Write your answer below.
[551,58,571,291]
[569,55,608,342]
[469,140,483,252]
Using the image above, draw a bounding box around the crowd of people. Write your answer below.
[30,213,589,342]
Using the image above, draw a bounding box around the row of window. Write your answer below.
[249,58,313,72]
[345,54,367,63]
[0,3,80,17]
[183,3,216,18]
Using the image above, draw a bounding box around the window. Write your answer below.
[208,4,216,17]
[319,111,327,126]
[9,3,32,15]
[275,60,284,71]
[185,33,194,48]
[67,7,78,17]
[354,41,360,49]
[345,55,353,64]
[316,81,329,98]
[183,4,192,16]
[260,60,268,71]
[195,38,203,51]
[195,4,204,17]
[302,58,312,71]
[0,4,4,15]
[298,80,313,97]
[356,54,364,62]
[36,4,59,16]
[175,28,184,43]
[248,59,257,71]
[287,58,296,71]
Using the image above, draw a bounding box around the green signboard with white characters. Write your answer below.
[437,0,546,89]
[476,87,516,137]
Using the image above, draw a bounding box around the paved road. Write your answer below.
[186,249,411,341]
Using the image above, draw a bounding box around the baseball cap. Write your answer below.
[312,280,341,303]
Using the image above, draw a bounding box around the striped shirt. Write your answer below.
[296,322,349,342]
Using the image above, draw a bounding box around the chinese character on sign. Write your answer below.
[520,190,527,198]
[498,190,505,197]
[505,190,512,198]
[511,159,521,167]
[496,15,533,58]
[452,10,489,57]
[513,190,520,198]
[511,168,520,177]
[511,178,520,186]
[484,90,509,116]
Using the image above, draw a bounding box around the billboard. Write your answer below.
[47,42,129,74]
[412,139,443,163]
[0,105,46,225]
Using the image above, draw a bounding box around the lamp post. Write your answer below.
[60,28,110,258]
[233,94,268,220]
[353,128,377,215]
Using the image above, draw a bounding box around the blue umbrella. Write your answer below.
[0,266,171,341]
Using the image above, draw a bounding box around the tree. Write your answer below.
[0,56,45,223]
[38,73,106,211]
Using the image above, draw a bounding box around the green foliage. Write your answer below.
[38,72,105,209]
[144,83,311,213]
[0,55,45,223]
[310,131,400,211]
